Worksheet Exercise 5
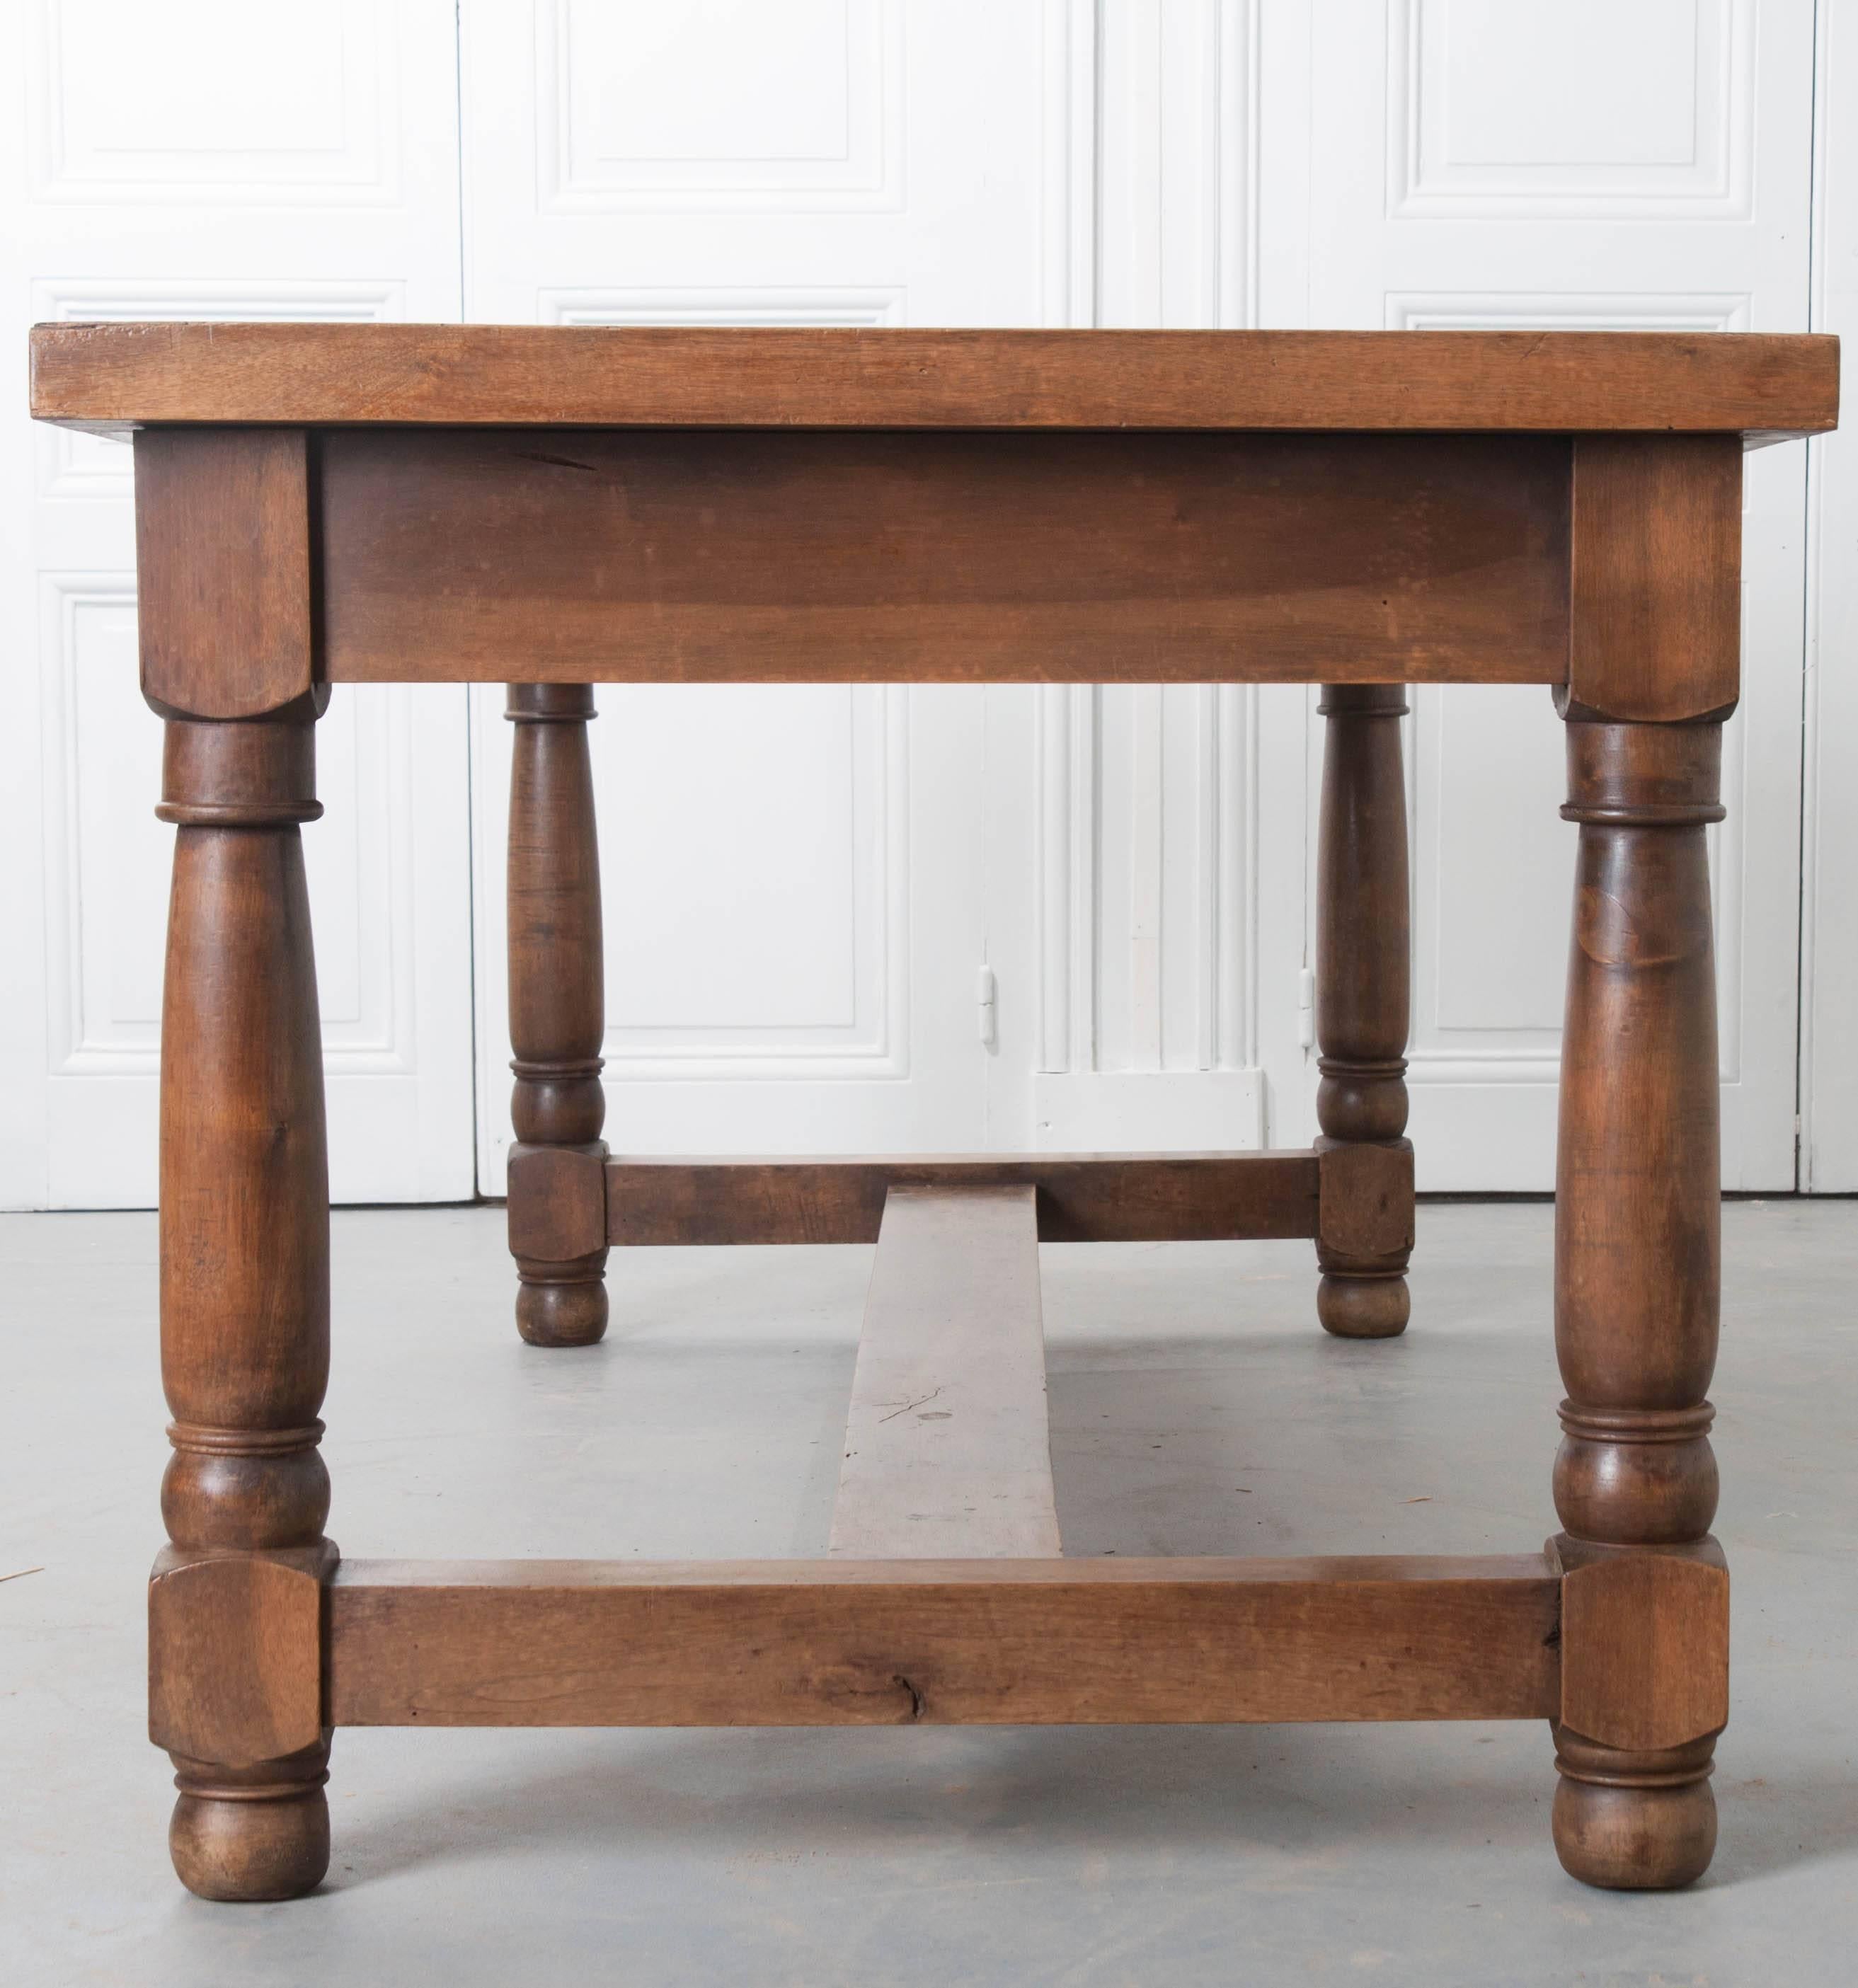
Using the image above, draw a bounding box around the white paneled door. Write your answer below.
[462,0,1063,1187]
[1273,0,1817,1188]
[1806,3,1858,1188]
[1,1,1831,1207]
[459,0,1303,1186]
[0,0,476,1207]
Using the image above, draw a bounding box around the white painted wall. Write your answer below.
[0,1,1842,1207]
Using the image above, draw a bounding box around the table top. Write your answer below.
[29,324,1838,444]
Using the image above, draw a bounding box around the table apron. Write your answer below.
[314,427,1573,688]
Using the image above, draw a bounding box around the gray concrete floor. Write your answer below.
[3,1202,1855,1987]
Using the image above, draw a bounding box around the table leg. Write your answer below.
[152,706,335,1900]
[1314,685,1412,1337]
[1551,716,1726,1888]
[506,685,609,1346]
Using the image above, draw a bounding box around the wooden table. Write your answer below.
[30,323,1840,1902]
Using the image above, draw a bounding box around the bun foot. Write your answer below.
[517,1275,608,1348]
[1317,1272,1409,1340]
[1552,1733,1717,1891]
[169,1753,331,1902]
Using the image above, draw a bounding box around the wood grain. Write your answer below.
[1560,1546,1729,1755]
[1316,1138,1416,1264]
[1554,723,1724,1547]
[327,1555,1562,1728]
[32,323,1838,439]
[1567,436,1744,723]
[830,1189,1059,1561]
[602,1153,1321,1246]
[156,717,331,1556]
[316,428,1571,686]
[148,1546,331,1769]
[505,1144,607,1266]
[134,428,313,720]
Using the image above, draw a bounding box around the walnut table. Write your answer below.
[29,323,1840,1900]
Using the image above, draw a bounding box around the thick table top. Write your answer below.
[29,323,1838,443]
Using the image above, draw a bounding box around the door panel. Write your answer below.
[471,684,992,1184]
[1280,0,1814,1188]
[999,1,1300,1157]
[1805,5,1858,1188]
[0,0,476,1207]
[459,0,1053,1184]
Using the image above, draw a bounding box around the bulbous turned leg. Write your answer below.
[1549,717,1728,1890]
[153,708,336,1900]
[507,685,609,1347]
[1314,686,1412,1338]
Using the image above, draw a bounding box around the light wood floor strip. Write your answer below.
[829,1185,1060,1561]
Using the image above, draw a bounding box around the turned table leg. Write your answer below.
[149,705,335,1901]
[506,685,609,1347]
[1314,685,1413,1338]
[1550,717,1728,1890]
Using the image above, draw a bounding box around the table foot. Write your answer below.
[1552,1731,1716,1891]
[169,1745,331,1902]
[516,1263,609,1348]
[1317,1268,1410,1339]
